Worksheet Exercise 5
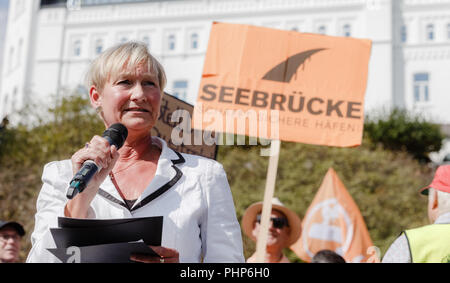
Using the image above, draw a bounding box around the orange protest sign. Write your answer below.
[290,168,377,263]
[194,22,372,147]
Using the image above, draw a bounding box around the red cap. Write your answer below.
[420,165,450,195]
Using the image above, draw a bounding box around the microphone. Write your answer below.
[66,123,128,199]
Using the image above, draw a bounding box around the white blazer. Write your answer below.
[26,137,244,263]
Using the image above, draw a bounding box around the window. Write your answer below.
[142,36,150,49]
[94,38,103,55]
[172,80,188,100]
[318,25,326,35]
[190,33,198,50]
[343,24,352,37]
[67,0,81,11]
[413,73,429,103]
[401,25,407,43]
[426,24,434,41]
[73,40,81,57]
[168,34,176,51]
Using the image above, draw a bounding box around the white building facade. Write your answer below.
[1,0,450,128]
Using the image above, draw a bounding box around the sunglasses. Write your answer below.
[256,215,289,229]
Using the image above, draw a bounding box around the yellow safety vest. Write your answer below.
[404,224,450,263]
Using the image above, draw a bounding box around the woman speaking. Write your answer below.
[27,42,244,263]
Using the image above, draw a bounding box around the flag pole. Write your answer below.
[255,139,281,262]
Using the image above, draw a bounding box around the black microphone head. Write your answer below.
[102,123,128,149]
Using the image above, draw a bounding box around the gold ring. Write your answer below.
[160,257,165,263]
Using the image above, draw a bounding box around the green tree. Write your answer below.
[364,108,444,163]
[219,140,432,261]
[0,93,103,261]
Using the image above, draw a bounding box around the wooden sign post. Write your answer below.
[255,140,281,262]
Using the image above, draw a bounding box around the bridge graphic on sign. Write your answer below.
[261,48,327,83]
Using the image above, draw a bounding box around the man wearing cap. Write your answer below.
[0,220,25,263]
[242,198,301,263]
[382,165,450,263]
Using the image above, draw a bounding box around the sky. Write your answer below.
[0,0,9,90]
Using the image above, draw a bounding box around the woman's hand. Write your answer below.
[131,246,180,263]
[71,135,119,186]
[65,135,120,218]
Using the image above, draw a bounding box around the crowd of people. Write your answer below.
[1,41,449,263]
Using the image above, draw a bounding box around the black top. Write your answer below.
[124,199,138,210]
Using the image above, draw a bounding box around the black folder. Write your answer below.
[48,216,163,263]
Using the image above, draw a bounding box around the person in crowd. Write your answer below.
[27,41,244,263]
[242,197,301,263]
[382,165,450,263]
[311,249,346,263]
[0,220,25,263]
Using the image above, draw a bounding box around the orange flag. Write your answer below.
[194,22,372,147]
[291,168,377,263]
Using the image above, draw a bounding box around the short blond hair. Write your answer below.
[85,41,167,92]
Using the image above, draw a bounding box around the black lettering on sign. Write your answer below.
[200,84,217,101]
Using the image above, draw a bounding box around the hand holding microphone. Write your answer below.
[65,123,127,217]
